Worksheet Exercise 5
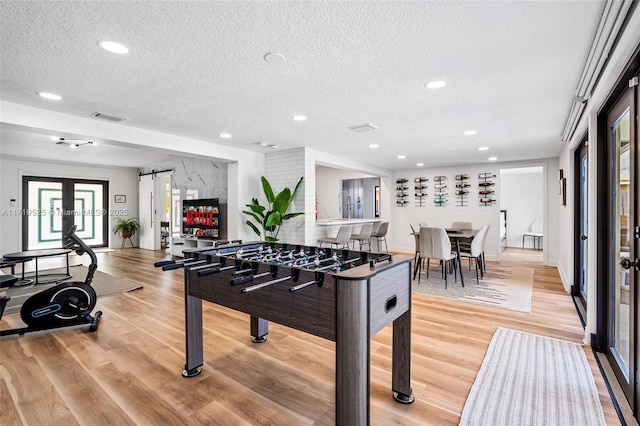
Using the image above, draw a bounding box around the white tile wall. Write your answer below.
[265,148,309,244]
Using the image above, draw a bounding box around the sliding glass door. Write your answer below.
[605,75,638,410]
[22,177,109,250]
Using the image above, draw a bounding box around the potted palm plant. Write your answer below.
[243,176,304,242]
[112,217,141,239]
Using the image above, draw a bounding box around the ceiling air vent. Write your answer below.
[347,123,377,133]
[90,111,129,122]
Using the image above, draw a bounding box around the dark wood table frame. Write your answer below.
[182,249,414,425]
[3,248,72,284]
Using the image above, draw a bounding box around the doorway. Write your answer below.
[138,172,171,251]
[499,166,545,263]
[22,176,109,250]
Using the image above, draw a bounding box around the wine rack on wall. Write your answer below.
[478,172,496,205]
[455,174,471,206]
[433,176,448,207]
[396,178,409,207]
[414,177,428,207]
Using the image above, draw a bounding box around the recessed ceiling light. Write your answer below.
[264,52,286,64]
[38,92,62,101]
[478,147,489,151]
[292,115,307,121]
[369,144,378,148]
[219,133,232,138]
[464,130,477,136]
[417,163,424,167]
[425,80,446,89]
[397,155,406,159]
[98,40,130,54]
[488,156,498,161]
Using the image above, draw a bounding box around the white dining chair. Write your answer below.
[417,227,459,288]
[451,221,473,253]
[460,224,490,283]
[410,224,420,265]
[523,217,543,250]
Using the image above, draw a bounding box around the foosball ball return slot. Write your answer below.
[156,241,415,425]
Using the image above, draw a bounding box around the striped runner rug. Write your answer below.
[459,327,606,426]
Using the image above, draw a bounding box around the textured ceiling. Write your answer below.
[0,1,604,170]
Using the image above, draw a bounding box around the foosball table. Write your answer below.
[157,241,414,425]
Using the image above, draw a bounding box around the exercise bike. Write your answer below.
[0,225,102,336]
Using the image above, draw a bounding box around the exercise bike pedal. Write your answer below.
[89,311,102,332]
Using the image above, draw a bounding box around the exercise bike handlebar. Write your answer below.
[63,225,98,285]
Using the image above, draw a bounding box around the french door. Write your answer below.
[573,140,588,316]
[606,74,638,410]
[22,177,109,250]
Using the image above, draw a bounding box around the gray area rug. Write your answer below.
[2,265,142,316]
[412,263,534,312]
[460,327,606,426]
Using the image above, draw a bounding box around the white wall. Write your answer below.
[0,157,139,252]
[389,158,560,265]
[500,167,544,248]
[228,155,266,243]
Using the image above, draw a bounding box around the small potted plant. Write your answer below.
[113,217,141,240]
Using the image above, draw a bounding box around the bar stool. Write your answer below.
[371,222,389,253]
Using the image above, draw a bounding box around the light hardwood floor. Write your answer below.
[0,247,620,425]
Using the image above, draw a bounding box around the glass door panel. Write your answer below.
[613,109,631,374]
[579,150,588,299]
[74,182,105,246]
[26,180,63,250]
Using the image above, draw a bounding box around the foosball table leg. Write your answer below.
[392,310,415,404]
[250,315,268,343]
[183,294,203,378]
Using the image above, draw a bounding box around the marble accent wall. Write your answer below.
[140,157,228,202]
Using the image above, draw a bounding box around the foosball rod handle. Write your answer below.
[188,262,221,271]
[230,271,271,286]
[289,280,319,292]
[197,265,235,277]
[241,276,292,293]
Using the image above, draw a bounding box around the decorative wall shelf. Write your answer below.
[433,176,448,207]
[396,178,409,207]
[455,174,470,206]
[414,177,428,207]
[478,172,496,205]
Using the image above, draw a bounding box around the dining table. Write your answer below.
[411,228,479,287]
